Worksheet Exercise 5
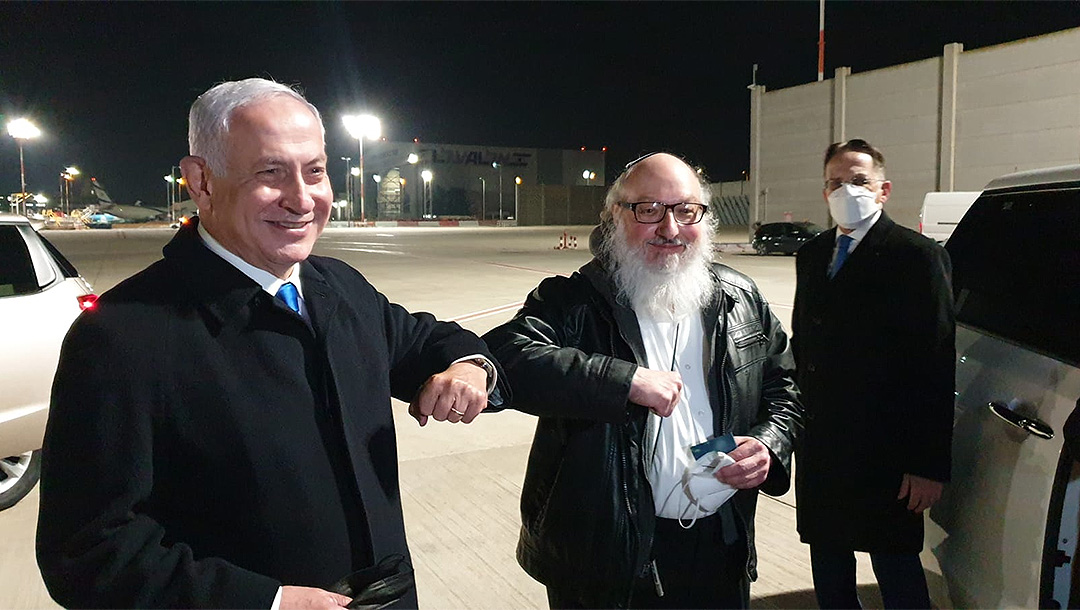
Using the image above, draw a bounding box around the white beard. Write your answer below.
[604,218,716,322]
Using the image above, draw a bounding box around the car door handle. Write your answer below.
[988,401,1054,440]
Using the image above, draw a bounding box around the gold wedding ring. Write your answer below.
[450,407,466,417]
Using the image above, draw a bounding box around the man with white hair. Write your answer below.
[483,153,803,608]
[37,78,503,609]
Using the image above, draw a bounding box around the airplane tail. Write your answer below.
[89,178,115,206]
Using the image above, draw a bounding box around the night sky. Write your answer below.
[3,1,1079,207]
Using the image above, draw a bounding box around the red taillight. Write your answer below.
[78,294,99,311]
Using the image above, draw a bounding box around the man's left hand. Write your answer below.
[408,361,489,426]
[898,473,944,513]
[716,436,771,489]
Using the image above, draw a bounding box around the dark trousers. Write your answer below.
[809,546,930,609]
[547,511,749,609]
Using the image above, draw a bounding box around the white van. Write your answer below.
[919,191,981,243]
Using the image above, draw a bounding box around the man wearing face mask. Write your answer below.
[791,139,955,609]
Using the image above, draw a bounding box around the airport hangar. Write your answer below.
[358,141,753,229]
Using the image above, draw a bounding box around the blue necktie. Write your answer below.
[829,234,854,279]
[275,282,300,313]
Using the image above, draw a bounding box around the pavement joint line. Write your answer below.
[484,261,571,276]
[452,301,524,323]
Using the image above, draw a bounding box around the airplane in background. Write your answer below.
[85,178,167,223]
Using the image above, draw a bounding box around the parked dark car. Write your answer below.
[751,221,824,255]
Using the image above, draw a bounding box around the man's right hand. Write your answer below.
[280,586,352,610]
[628,367,683,417]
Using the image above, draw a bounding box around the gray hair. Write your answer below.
[188,78,324,175]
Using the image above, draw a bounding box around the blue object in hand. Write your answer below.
[690,433,737,460]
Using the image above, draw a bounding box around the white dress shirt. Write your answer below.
[197,223,308,321]
[832,208,882,266]
[638,311,718,520]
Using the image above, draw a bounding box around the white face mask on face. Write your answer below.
[827,184,882,229]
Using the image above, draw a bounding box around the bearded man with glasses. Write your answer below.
[483,152,803,608]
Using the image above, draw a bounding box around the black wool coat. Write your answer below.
[36,221,503,608]
[791,212,955,553]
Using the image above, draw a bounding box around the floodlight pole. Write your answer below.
[17,141,27,216]
[479,177,486,219]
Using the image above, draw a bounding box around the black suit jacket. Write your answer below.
[791,212,955,553]
[37,221,504,608]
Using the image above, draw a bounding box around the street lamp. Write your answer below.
[514,176,522,221]
[407,153,419,218]
[60,167,80,215]
[582,169,596,186]
[342,114,381,223]
[421,169,433,217]
[340,157,352,220]
[8,118,41,216]
[171,165,182,222]
[478,177,487,219]
[65,167,80,214]
[164,175,175,219]
[491,161,504,220]
[350,166,361,220]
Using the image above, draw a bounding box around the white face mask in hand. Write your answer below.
[828,184,882,229]
[678,451,737,528]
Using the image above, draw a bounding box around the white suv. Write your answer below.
[0,215,95,510]
[929,166,1080,607]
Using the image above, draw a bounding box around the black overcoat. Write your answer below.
[36,221,502,608]
[791,212,955,553]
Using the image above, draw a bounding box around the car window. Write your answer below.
[946,185,1080,366]
[39,233,80,278]
[0,225,42,297]
[19,225,59,288]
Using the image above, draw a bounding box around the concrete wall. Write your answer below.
[955,29,1080,188]
[752,27,1080,230]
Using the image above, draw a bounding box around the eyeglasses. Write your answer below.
[618,201,708,225]
[824,176,884,191]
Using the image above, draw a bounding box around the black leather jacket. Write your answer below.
[483,258,803,607]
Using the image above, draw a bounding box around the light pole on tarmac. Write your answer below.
[8,118,41,216]
[342,114,381,223]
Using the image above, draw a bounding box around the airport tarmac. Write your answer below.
[1,225,933,609]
